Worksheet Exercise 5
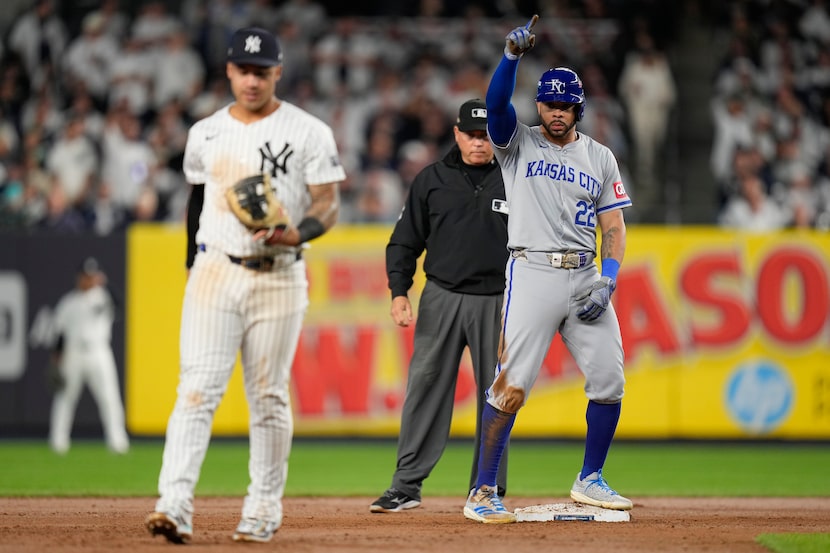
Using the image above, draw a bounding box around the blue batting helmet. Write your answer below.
[536,67,586,120]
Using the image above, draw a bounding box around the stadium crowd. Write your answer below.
[0,0,828,233]
[711,0,830,230]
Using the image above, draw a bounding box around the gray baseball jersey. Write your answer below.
[488,124,631,409]
[494,125,631,254]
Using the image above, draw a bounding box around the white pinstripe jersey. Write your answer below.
[184,102,346,257]
[54,286,114,350]
[492,124,631,254]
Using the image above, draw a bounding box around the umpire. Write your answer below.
[371,99,510,513]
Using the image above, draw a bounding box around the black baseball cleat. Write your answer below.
[370,488,421,513]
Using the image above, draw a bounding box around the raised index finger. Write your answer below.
[526,14,539,31]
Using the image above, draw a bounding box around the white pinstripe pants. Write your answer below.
[156,248,308,526]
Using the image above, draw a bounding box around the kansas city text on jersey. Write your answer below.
[525,160,601,197]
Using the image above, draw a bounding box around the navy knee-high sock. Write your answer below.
[581,400,621,480]
[474,403,515,490]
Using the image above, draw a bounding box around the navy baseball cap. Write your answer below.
[79,257,101,275]
[227,27,283,67]
[457,99,488,132]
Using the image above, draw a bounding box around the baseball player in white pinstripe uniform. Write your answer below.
[463,16,634,524]
[146,27,345,544]
[48,257,129,456]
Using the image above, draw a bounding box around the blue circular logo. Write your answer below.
[725,361,793,434]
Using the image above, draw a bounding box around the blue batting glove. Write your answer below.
[504,15,538,59]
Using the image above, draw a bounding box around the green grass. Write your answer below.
[2,438,829,497]
[756,534,830,553]
[2,439,828,552]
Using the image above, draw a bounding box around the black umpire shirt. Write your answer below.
[386,144,509,299]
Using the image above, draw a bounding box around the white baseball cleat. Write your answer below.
[570,470,633,510]
[464,485,517,523]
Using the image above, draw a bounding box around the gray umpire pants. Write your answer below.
[390,279,509,500]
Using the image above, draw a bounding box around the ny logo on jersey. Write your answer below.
[244,35,262,54]
[544,79,566,94]
[260,142,294,178]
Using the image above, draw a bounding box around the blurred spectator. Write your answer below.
[361,128,398,172]
[150,27,205,112]
[718,173,789,231]
[6,0,68,92]
[18,155,50,225]
[62,11,119,110]
[0,162,27,229]
[145,101,189,221]
[710,92,754,198]
[180,0,235,72]
[99,109,160,225]
[312,16,380,98]
[759,16,807,90]
[0,59,29,139]
[354,167,405,223]
[714,56,765,102]
[20,87,64,157]
[275,19,313,93]
[773,165,822,229]
[815,171,830,230]
[799,0,830,45]
[770,86,827,175]
[275,0,328,42]
[579,61,628,162]
[130,1,181,51]
[38,185,85,231]
[98,0,130,41]
[107,35,154,118]
[617,30,677,218]
[0,106,21,165]
[188,73,233,121]
[407,50,453,105]
[247,0,280,30]
[44,113,98,220]
[65,88,106,140]
[729,145,774,196]
[397,139,435,187]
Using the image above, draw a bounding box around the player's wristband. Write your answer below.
[297,216,325,243]
[601,258,620,280]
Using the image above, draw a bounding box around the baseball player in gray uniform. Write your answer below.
[463,16,634,524]
[146,27,345,544]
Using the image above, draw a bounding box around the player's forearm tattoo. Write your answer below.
[601,226,623,261]
[305,183,340,230]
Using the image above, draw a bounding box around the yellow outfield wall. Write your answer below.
[126,224,830,439]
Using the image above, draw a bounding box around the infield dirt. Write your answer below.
[2,497,829,552]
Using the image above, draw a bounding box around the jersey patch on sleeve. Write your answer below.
[613,181,628,199]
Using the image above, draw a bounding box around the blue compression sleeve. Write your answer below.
[486,56,520,146]
[581,400,621,479]
[475,402,516,490]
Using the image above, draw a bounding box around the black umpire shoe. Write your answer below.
[369,488,421,513]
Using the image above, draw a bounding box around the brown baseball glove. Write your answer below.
[225,172,291,231]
